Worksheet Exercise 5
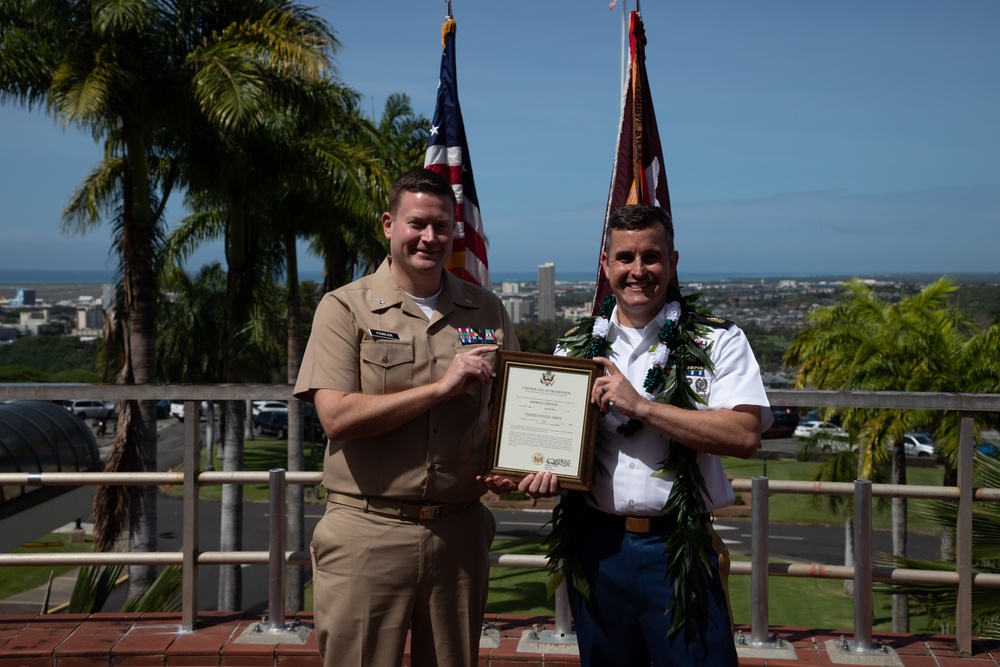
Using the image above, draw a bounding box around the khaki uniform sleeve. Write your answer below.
[293,293,359,402]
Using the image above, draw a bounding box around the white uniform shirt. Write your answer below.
[556,301,773,514]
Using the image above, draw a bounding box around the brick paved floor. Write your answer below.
[0,612,998,666]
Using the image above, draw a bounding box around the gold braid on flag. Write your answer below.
[445,252,467,274]
[441,17,456,46]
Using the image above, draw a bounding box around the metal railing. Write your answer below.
[1,384,999,656]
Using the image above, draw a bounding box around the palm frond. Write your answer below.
[121,564,183,612]
[68,564,125,613]
[91,0,149,36]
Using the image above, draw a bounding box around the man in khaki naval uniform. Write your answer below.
[294,168,518,667]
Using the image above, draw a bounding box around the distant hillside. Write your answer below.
[0,336,101,383]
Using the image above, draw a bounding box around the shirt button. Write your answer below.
[382,355,389,363]
[628,499,635,508]
[629,462,635,469]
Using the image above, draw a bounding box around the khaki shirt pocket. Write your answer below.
[454,342,497,370]
[360,340,414,394]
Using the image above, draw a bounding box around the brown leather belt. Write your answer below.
[585,505,709,535]
[625,516,654,533]
[327,492,479,521]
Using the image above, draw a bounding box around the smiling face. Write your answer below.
[382,190,456,296]
[600,224,678,329]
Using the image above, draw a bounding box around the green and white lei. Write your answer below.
[545,285,722,640]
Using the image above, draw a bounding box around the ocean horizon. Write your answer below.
[2,267,997,286]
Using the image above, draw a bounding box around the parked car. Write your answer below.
[762,422,793,439]
[253,408,324,441]
[794,420,850,452]
[771,406,800,430]
[976,437,999,457]
[903,432,936,457]
[794,420,845,439]
[763,406,800,439]
[169,401,216,422]
[155,400,170,419]
[251,400,288,417]
[55,399,112,420]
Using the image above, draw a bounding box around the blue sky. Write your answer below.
[1,0,998,280]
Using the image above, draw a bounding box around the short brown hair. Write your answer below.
[388,168,457,216]
[604,205,674,254]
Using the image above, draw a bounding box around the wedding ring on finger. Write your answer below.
[601,385,607,395]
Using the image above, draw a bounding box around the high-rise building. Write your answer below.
[501,297,523,324]
[538,262,555,322]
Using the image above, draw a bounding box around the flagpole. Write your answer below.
[620,2,627,96]
[425,2,490,289]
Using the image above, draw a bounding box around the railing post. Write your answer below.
[266,468,286,631]
[514,579,578,654]
[233,468,310,645]
[181,400,201,631]
[824,478,898,660]
[553,579,573,638]
[852,479,874,650]
[734,476,794,659]
[956,412,975,656]
[750,475,770,644]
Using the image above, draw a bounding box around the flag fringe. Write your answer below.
[441,18,456,47]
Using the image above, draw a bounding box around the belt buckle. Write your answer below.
[624,516,651,533]
[418,504,443,520]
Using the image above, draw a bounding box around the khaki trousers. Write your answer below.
[310,501,495,667]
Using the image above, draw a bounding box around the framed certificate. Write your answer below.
[486,351,600,491]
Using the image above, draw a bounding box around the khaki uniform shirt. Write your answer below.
[294,258,519,504]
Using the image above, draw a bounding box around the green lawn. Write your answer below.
[721,456,946,534]
[0,532,94,599]
[482,543,941,633]
[726,555,929,632]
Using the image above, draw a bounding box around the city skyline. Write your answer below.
[2,1,998,279]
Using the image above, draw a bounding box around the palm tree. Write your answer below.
[3,0,186,598]
[785,277,1000,631]
[3,0,341,605]
[875,452,1000,638]
[309,92,430,293]
[156,262,229,464]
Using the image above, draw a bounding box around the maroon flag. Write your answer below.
[593,10,671,312]
[424,16,490,289]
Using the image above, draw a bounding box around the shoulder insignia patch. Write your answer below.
[691,313,735,330]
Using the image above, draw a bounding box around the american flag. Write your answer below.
[424,17,489,289]
[593,10,671,312]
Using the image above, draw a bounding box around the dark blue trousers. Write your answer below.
[567,515,738,667]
